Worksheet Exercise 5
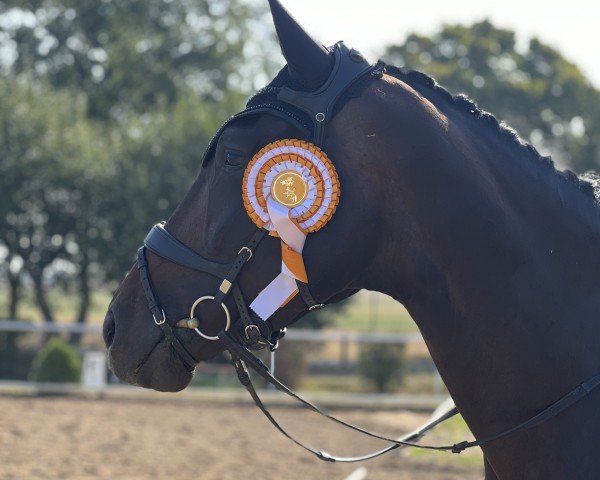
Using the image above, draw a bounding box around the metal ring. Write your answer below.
[153,309,166,325]
[315,112,326,122]
[238,246,253,262]
[190,296,231,341]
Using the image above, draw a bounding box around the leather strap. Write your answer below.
[137,247,198,369]
[144,223,230,278]
[220,331,460,461]
[228,351,459,462]
[278,42,373,147]
[450,371,600,453]
[230,283,274,351]
[214,229,268,304]
[297,281,324,311]
[220,330,600,460]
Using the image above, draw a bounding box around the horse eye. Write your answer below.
[225,150,245,167]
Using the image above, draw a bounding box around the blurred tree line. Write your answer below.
[383,20,600,171]
[0,0,274,325]
[1,6,599,329]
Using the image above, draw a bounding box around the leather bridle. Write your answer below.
[137,41,374,360]
[135,42,600,463]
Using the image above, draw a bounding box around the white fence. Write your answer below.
[0,319,446,404]
[0,319,423,342]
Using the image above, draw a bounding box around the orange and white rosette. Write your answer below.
[242,139,340,320]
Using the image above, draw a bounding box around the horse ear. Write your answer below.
[268,0,333,89]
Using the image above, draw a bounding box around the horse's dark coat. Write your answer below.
[103,2,600,478]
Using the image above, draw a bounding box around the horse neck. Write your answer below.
[366,77,600,442]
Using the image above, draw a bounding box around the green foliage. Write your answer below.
[383,20,600,172]
[0,1,277,327]
[0,0,274,119]
[358,343,405,393]
[29,337,82,383]
[0,76,111,321]
[98,90,231,279]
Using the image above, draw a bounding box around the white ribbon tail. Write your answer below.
[267,196,306,252]
[250,273,298,320]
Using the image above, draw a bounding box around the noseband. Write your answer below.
[137,225,276,370]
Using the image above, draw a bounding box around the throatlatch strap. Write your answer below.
[220,330,600,460]
[297,281,324,310]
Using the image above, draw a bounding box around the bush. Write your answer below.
[29,337,82,383]
[272,341,309,388]
[0,331,37,380]
[358,343,405,393]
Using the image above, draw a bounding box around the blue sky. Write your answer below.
[283,0,600,87]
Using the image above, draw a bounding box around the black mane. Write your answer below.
[383,65,597,202]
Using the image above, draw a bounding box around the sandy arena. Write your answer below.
[0,394,482,479]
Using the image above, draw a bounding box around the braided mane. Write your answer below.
[383,65,597,202]
[249,61,597,203]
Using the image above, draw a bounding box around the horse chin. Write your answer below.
[110,341,194,393]
[135,341,195,392]
[135,357,193,392]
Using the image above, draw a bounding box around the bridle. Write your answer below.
[136,42,600,462]
[137,41,375,361]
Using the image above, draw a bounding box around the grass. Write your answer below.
[300,371,444,394]
[406,414,483,468]
[0,287,113,325]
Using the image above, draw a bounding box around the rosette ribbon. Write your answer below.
[249,196,308,319]
[242,139,340,321]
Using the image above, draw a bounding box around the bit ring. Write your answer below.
[190,296,231,341]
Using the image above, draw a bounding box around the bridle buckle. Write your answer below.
[153,309,166,325]
[244,324,261,341]
[309,303,325,311]
[238,246,253,262]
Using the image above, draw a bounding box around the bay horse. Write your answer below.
[103,1,600,478]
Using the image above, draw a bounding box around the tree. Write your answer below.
[0,1,278,328]
[383,20,600,172]
[0,76,110,323]
[0,0,273,119]
[97,90,229,281]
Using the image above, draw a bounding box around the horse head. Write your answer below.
[103,0,398,392]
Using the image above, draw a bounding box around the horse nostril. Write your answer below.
[103,310,116,348]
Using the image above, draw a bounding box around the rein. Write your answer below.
[221,330,600,461]
[136,42,600,462]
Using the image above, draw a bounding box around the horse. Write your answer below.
[103,1,600,478]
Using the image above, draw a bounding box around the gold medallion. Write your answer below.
[271,170,308,208]
[243,139,340,233]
